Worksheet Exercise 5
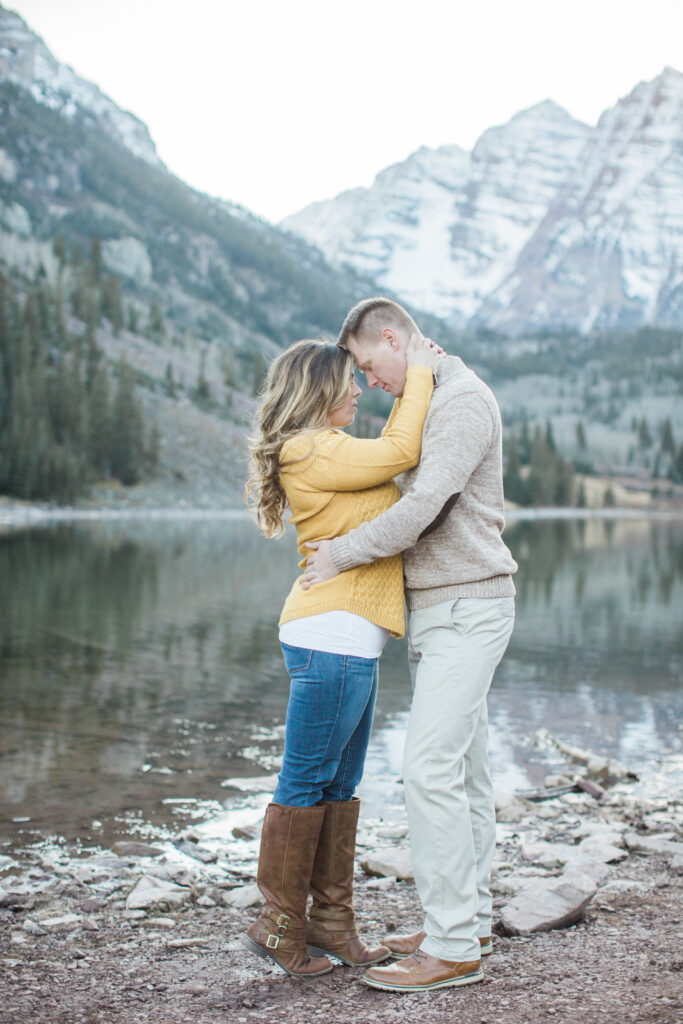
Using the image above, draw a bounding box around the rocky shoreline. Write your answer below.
[1,736,681,1024]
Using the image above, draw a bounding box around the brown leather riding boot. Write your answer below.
[242,803,333,977]
[306,798,390,966]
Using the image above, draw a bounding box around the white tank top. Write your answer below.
[279,610,389,659]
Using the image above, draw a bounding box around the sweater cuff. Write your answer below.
[330,535,359,573]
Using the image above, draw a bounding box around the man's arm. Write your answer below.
[304,391,494,585]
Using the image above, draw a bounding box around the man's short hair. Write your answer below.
[337,297,419,349]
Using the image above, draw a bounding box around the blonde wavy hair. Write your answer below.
[245,339,354,537]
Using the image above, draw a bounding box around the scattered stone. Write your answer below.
[143,917,176,929]
[220,774,279,793]
[126,874,191,911]
[670,854,683,874]
[495,791,537,822]
[75,863,110,883]
[80,898,107,914]
[563,859,610,886]
[222,883,262,909]
[23,919,47,936]
[499,871,598,935]
[360,847,414,881]
[375,825,409,840]
[167,937,211,950]
[112,841,164,858]
[623,832,683,860]
[40,914,82,932]
[81,917,99,931]
[231,825,259,841]
[123,909,147,920]
[602,878,650,894]
[574,837,628,863]
[544,774,573,788]
[366,875,397,890]
[0,854,14,870]
[196,894,216,907]
[521,841,575,868]
[0,890,28,909]
[173,838,218,864]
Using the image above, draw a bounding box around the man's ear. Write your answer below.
[382,327,399,350]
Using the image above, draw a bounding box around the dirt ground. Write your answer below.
[2,851,681,1024]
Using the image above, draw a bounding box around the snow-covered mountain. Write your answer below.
[282,70,683,334]
[0,4,161,166]
[477,67,683,333]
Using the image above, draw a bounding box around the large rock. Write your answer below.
[499,871,597,935]
[494,791,536,823]
[39,914,82,932]
[360,847,414,881]
[113,841,164,858]
[102,237,152,285]
[125,874,190,911]
[220,774,279,794]
[521,840,575,868]
[572,837,628,863]
[222,883,262,909]
[623,832,683,860]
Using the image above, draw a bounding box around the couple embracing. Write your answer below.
[243,297,517,993]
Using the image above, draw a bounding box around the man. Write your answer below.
[302,297,518,993]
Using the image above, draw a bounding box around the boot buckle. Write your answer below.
[276,913,290,930]
[266,934,280,949]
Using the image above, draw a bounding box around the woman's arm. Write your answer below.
[282,366,434,492]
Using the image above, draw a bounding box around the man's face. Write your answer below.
[346,332,408,398]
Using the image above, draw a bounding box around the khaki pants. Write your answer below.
[405,596,515,962]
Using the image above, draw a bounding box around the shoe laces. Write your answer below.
[408,950,428,965]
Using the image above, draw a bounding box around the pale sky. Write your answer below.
[7,0,683,223]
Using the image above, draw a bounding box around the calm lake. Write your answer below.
[1,514,681,852]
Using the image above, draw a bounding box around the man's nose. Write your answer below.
[366,373,380,388]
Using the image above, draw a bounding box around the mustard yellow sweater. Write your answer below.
[278,366,434,637]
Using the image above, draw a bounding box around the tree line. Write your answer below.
[0,246,159,504]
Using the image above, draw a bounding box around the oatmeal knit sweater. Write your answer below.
[278,366,434,636]
[330,355,518,610]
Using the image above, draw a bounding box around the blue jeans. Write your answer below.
[273,643,379,806]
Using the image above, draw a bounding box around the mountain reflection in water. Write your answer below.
[0,515,681,844]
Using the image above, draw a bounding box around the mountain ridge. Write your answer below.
[282,69,683,335]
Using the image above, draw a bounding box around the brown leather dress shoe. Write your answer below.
[362,950,483,992]
[384,929,492,958]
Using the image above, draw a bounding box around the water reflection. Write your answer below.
[0,516,681,844]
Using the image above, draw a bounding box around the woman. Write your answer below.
[242,335,438,978]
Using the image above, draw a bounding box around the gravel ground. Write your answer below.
[2,852,681,1024]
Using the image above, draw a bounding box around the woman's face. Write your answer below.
[326,373,363,428]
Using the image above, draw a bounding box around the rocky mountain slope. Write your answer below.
[0,4,443,506]
[283,69,683,335]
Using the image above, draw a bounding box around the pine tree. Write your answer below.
[164,361,177,397]
[147,299,165,338]
[110,357,144,485]
[660,417,675,455]
[545,419,556,453]
[101,276,124,335]
[87,363,111,478]
[89,235,102,284]
[146,419,161,474]
[503,437,528,505]
[638,417,652,449]
[127,303,139,333]
[576,420,587,450]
